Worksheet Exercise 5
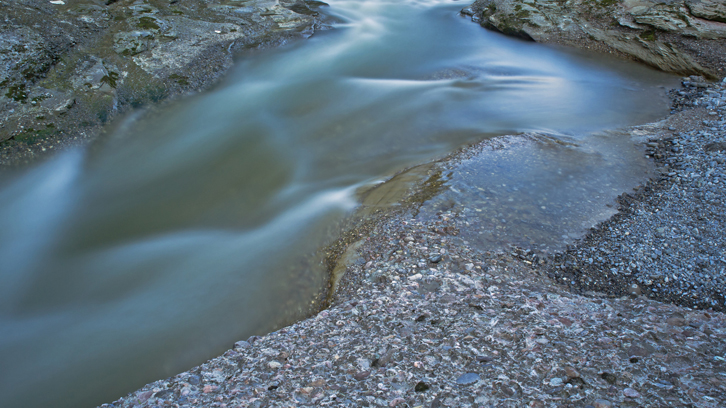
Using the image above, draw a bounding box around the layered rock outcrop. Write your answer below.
[463,0,726,79]
[0,0,328,166]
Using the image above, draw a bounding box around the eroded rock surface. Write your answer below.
[463,0,726,79]
[0,0,329,167]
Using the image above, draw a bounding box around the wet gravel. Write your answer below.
[102,77,726,408]
[547,76,726,312]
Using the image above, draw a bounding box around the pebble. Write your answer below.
[623,387,641,398]
[456,373,480,385]
[593,399,614,408]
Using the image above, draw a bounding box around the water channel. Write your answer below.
[0,0,676,406]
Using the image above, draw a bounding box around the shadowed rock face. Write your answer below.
[463,0,726,79]
[0,0,329,167]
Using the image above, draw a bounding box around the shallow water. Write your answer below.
[0,0,676,407]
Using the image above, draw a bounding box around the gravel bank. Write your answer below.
[548,76,726,312]
[101,78,726,408]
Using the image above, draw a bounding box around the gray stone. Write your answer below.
[113,31,156,56]
[456,372,480,385]
[593,399,614,408]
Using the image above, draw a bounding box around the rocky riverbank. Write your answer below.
[462,0,726,79]
[4,1,725,407]
[0,0,329,168]
[101,76,726,408]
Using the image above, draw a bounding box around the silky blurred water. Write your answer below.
[0,0,676,407]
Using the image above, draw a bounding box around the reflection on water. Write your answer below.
[0,0,676,407]
[417,132,654,252]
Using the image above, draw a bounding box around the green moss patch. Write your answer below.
[137,16,160,30]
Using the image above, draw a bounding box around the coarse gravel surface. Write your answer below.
[548,76,726,312]
[102,78,726,408]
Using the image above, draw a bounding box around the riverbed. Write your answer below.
[0,0,677,407]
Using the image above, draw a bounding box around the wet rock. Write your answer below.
[600,372,617,384]
[113,31,156,56]
[456,372,480,385]
[428,254,442,263]
[549,377,563,387]
[1,0,327,166]
[465,0,723,78]
[388,397,405,406]
[623,387,641,398]
[153,389,173,399]
[564,366,581,379]
[686,0,726,22]
[592,399,614,408]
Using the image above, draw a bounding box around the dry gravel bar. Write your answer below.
[103,79,726,408]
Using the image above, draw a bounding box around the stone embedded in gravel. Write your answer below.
[353,371,370,381]
[415,381,430,392]
[549,377,564,387]
[153,389,172,399]
[389,397,406,406]
[593,399,614,408]
[600,372,617,384]
[456,373,480,385]
[565,366,581,379]
[428,254,442,263]
[623,388,641,398]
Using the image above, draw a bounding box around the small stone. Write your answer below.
[308,378,325,387]
[268,361,281,369]
[187,375,201,385]
[203,385,217,393]
[354,371,370,381]
[628,283,641,296]
[429,254,442,263]
[593,399,614,408]
[139,391,153,402]
[456,373,480,385]
[623,388,641,398]
[415,381,430,392]
[234,340,251,349]
[549,377,563,387]
[389,397,406,406]
[564,366,580,379]
[666,315,686,326]
[628,344,649,357]
[153,389,173,399]
[600,372,617,384]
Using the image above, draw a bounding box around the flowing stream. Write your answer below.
[0,0,676,407]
